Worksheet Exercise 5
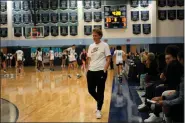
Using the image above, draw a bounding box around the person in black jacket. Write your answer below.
[145,53,159,81]
[138,52,158,90]
[0,49,7,73]
[156,53,166,73]
[136,53,147,90]
[138,45,183,112]
[141,53,159,97]
[143,51,184,123]
[155,45,183,95]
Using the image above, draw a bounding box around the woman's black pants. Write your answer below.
[87,70,107,111]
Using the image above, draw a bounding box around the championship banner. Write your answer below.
[131,11,139,21]
[31,47,62,58]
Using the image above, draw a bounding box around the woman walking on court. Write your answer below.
[87,29,111,119]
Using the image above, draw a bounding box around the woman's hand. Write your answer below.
[160,73,166,81]
[152,96,162,101]
[156,100,163,106]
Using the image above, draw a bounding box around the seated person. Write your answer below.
[138,45,183,111]
[145,52,159,82]
[137,53,147,90]
[143,51,184,123]
[138,52,158,90]
[155,45,183,96]
[156,53,166,74]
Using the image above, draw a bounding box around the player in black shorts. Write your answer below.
[61,51,67,68]
[6,52,13,68]
[0,50,7,73]
[80,49,87,71]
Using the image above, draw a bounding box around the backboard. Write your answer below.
[24,26,44,39]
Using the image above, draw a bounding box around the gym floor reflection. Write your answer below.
[1,67,113,122]
[1,67,143,122]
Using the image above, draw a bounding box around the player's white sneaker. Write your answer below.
[96,110,102,119]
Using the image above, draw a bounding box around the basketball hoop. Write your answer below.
[25,26,44,39]
[32,27,41,38]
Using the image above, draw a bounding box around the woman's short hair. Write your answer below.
[93,28,103,38]
[165,45,180,58]
[147,52,155,61]
[141,54,147,63]
[116,45,122,50]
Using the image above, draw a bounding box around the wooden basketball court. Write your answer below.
[1,67,114,122]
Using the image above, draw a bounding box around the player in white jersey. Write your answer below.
[15,47,24,74]
[49,47,54,71]
[114,46,125,78]
[36,47,43,71]
[64,44,81,79]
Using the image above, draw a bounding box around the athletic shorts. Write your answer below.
[7,57,13,60]
[116,60,123,66]
[37,60,42,65]
[116,63,123,66]
[37,56,42,61]
[17,56,23,61]
[69,60,76,63]
[17,60,22,66]
[82,58,86,62]
[1,58,5,62]
[50,56,54,61]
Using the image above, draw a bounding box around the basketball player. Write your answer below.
[68,50,76,68]
[49,47,54,71]
[0,49,7,73]
[42,52,45,69]
[80,49,87,71]
[36,47,43,71]
[15,47,24,74]
[87,29,111,119]
[6,51,13,68]
[42,52,48,69]
[64,45,81,79]
[67,48,77,78]
[61,50,67,68]
[14,57,18,68]
[114,46,125,78]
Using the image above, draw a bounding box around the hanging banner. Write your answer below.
[177,10,184,20]
[158,0,166,7]
[131,0,138,8]
[158,10,167,20]
[141,11,149,21]
[133,24,141,34]
[168,10,176,20]
[131,11,139,21]
[177,0,184,6]
[140,0,149,7]
[143,24,151,34]
[167,0,176,7]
